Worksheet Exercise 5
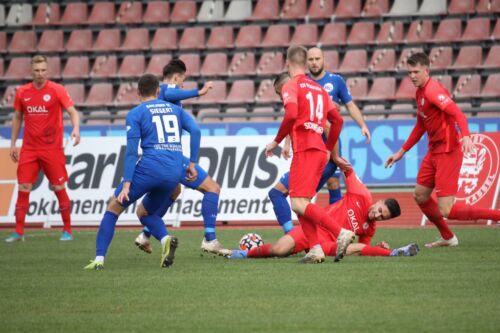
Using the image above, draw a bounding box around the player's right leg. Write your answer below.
[224,234,297,259]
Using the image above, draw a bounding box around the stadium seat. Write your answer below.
[170,1,197,23]
[334,0,361,18]
[90,55,117,78]
[0,31,5,53]
[207,26,234,49]
[365,77,396,100]
[252,107,278,121]
[261,24,290,48]
[193,81,226,104]
[85,83,113,107]
[289,24,318,47]
[347,22,375,45]
[452,46,482,69]
[66,29,92,52]
[146,54,172,75]
[62,56,90,79]
[59,2,88,25]
[324,50,340,72]
[281,0,307,19]
[2,85,19,107]
[85,111,114,125]
[453,74,481,98]
[114,83,140,106]
[47,56,61,79]
[224,107,250,122]
[395,77,416,100]
[418,0,447,14]
[93,29,121,51]
[6,4,32,26]
[479,45,500,68]
[362,0,389,16]
[121,28,150,51]
[477,0,500,13]
[249,0,279,20]
[318,23,347,46]
[143,1,170,23]
[116,1,143,24]
[345,77,368,99]
[0,5,4,26]
[87,2,116,24]
[432,19,462,42]
[406,20,433,43]
[177,81,198,105]
[461,18,491,41]
[481,73,500,97]
[197,0,224,21]
[434,75,453,92]
[228,52,256,76]
[179,27,205,50]
[0,57,3,76]
[256,52,284,75]
[307,0,334,18]
[368,49,396,72]
[337,50,367,73]
[37,30,64,53]
[118,55,145,78]
[388,0,418,15]
[179,54,201,77]
[395,47,424,71]
[224,0,252,21]
[225,80,255,103]
[493,19,500,39]
[235,25,262,48]
[255,79,280,103]
[376,21,404,44]
[429,46,453,70]
[9,31,35,54]
[448,0,476,14]
[200,53,228,76]
[33,3,60,25]
[151,28,177,50]
[64,83,85,106]
[197,108,221,123]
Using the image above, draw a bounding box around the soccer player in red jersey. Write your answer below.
[265,46,353,264]
[385,52,500,248]
[6,55,81,243]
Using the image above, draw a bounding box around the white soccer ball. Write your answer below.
[239,233,264,251]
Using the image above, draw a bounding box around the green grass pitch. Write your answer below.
[1,227,499,333]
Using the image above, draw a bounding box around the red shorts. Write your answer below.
[417,148,463,197]
[17,148,68,185]
[289,149,327,198]
[289,225,337,255]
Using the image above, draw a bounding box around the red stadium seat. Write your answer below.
[261,24,290,48]
[179,27,205,50]
[334,0,361,18]
[429,46,453,70]
[121,28,149,51]
[434,75,453,92]
[179,54,201,77]
[170,1,196,23]
[0,58,3,77]
[479,45,500,68]
[193,81,226,104]
[323,50,340,72]
[318,23,347,46]
[197,108,221,123]
[114,83,140,106]
[143,1,170,23]
[395,77,416,100]
[290,24,318,47]
[432,19,462,42]
[66,30,92,52]
[235,25,262,48]
[225,80,255,104]
[59,2,88,25]
[252,107,279,121]
[452,46,482,69]
[85,83,113,107]
[0,32,6,54]
[481,73,500,97]
[280,0,307,19]
[347,22,375,45]
[307,0,334,19]
[376,21,404,44]
[406,20,433,43]
[365,77,396,100]
[62,56,89,79]
[362,0,390,16]
[493,19,500,39]
[64,83,85,106]
[200,53,228,76]
[224,108,250,122]
[2,86,19,107]
[477,0,500,13]
[146,54,172,76]
[255,79,280,103]
[93,29,121,51]
[90,55,117,78]
[453,74,481,98]
[228,52,256,76]
[118,55,145,78]
[9,31,36,54]
[368,49,396,72]
[395,47,424,71]
[207,26,234,49]
[33,3,60,25]
[116,1,142,24]
[87,2,115,25]
[448,0,476,14]
[256,52,284,75]
[338,50,367,73]
[37,30,64,53]
[47,56,61,79]
[249,0,279,20]
[151,28,177,51]
[462,18,491,41]
[345,77,368,99]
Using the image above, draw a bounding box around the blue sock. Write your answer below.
[142,196,174,238]
[139,215,168,241]
[268,188,293,233]
[96,211,119,257]
[202,192,218,241]
[143,226,151,238]
[329,188,342,204]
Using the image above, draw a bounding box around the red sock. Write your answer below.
[448,203,500,221]
[303,203,341,237]
[298,215,319,247]
[321,241,337,257]
[15,191,30,235]
[360,245,391,256]
[418,197,454,240]
[248,244,272,258]
[55,189,72,233]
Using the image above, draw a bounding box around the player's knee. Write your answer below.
[51,184,65,192]
[207,179,220,194]
[271,243,289,257]
[136,203,148,219]
[326,178,339,190]
[18,183,32,192]
[413,191,428,205]
[438,204,452,218]
[268,187,283,200]
[171,184,182,200]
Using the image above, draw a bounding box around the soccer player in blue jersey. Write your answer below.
[134,58,225,255]
[84,74,201,270]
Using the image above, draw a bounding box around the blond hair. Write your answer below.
[286,45,308,67]
[31,55,48,65]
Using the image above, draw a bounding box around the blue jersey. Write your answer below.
[310,71,352,105]
[159,83,199,107]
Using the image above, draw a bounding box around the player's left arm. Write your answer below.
[59,85,81,146]
[181,110,201,181]
[118,111,141,204]
[442,102,474,155]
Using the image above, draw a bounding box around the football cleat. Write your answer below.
[425,235,459,248]
[59,231,73,241]
[201,238,224,255]
[161,236,178,268]
[334,228,355,262]
[135,232,152,254]
[5,232,24,243]
[391,243,420,256]
[298,246,325,264]
[84,260,104,270]
[218,248,233,257]
[228,249,248,259]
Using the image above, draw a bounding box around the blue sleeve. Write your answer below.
[181,110,201,163]
[124,111,141,182]
[336,76,353,104]
[163,87,199,103]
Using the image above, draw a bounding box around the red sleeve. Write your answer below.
[442,102,470,136]
[281,80,297,107]
[13,88,23,111]
[344,169,370,197]
[274,103,297,144]
[425,83,453,111]
[55,84,74,109]
[401,114,426,152]
[325,99,342,151]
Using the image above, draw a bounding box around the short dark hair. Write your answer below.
[384,198,401,218]
[273,72,291,88]
[407,52,430,67]
[138,74,159,97]
[163,58,187,79]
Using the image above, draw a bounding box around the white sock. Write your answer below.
[160,236,169,246]
[95,256,104,263]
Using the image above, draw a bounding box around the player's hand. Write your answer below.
[265,141,278,157]
[71,129,81,146]
[385,149,405,168]
[117,183,130,205]
[361,126,371,144]
[9,146,19,163]
[281,142,291,160]
[186,162,198,182]
[332,155,351,172]
[376,241,390,249]
[199,81,213,96]
[461,136,476,156]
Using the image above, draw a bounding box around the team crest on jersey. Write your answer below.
[363,223,369,230]
[43,94,51,102]
[323,83,334,92]
[457,134,499,205]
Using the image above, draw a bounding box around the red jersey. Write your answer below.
[324,170,376,244]
[14,81,73,150]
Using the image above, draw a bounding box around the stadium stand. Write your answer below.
[143,1,170,23]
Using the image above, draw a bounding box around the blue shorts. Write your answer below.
[180,156,208,189]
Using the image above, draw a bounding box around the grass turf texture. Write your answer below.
[1,227,499,333]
